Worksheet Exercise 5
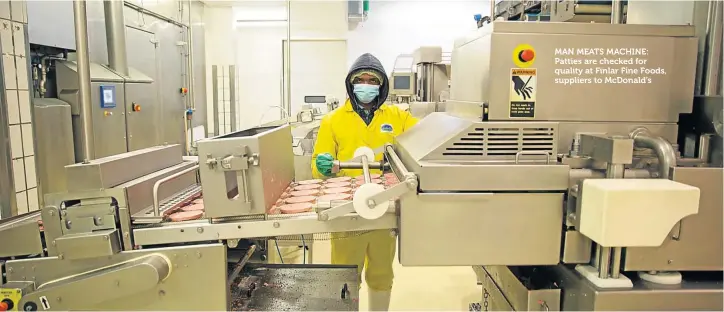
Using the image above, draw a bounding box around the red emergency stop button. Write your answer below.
[0,299,14,311]
[519,49,535,62]
[132,103,141,112]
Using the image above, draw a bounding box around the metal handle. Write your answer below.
[239,169,251,203]
[514,151,552,164]
[152,165,199,216]
[361,155,372,184]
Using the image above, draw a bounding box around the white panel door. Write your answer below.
[287,40,348,118]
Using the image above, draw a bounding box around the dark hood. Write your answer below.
[346,53,389,110]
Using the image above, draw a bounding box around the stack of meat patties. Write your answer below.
[270,173,400,215]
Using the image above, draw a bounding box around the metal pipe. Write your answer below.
[104,0,129,76]
[610,0,624,24]
[212,66,219,136]
[229,66,237,131]
[630,129,677,179]
[703,1,723,95]
[610,247,622,278]
[183,111,190,155]
[384,144,410,177]
[187,0,196,110]
[698,134,712,163]
[227,244,256,288]
[284,0,291,119]
[421,64,434,102]
[490,0,495,18]
[598,246,612,279]
[73,0,95,163]
[124,1,189,28]
[605,164,625,179]
[593,244,601,268]
[361,156,372,184]
[338,161,384,170]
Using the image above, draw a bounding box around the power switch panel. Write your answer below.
[100,85,116,108]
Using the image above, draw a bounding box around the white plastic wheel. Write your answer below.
[353,183,388,220]
[353,146,375,162]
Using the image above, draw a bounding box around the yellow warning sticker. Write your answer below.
[1,288,22,311]
[509,68,537,119]
[512,44,536,68]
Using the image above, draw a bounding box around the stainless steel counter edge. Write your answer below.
[132,213,397,246]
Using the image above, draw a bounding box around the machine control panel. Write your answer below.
[99,85,116,108]
[0,288,20,311]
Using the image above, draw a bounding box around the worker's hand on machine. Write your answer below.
[316,153,335,176]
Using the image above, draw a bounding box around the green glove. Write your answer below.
[315,153,334,177]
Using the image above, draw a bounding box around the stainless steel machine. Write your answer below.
[0,129,374,310]
[443,21,722,310]
[389,47,451,118]
[1,15,722,312]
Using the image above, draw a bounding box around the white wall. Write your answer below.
[203,0,486,131]
[347,1,486,73]
[235,21,287,127]
[204,1,349,131]
[204,5,237,134]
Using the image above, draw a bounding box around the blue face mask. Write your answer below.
[353,84,380,104]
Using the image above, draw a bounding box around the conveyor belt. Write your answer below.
[229,263,359,311]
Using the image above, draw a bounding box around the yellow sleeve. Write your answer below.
[400,109,419,132]
[311,115,337,179]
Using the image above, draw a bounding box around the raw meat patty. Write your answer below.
[289,189,319,197]
[279,203,313,214]
[384,179,399,186]
[285,196,317,204]
[194,198,204,204]
[323,187,352,194]
[168,210,203,222]
[317,193,352,201]
[355,174,381,181]
[294,184,321,191]
[324,182,352,189]
[326,177,352,183]
[181,203,205,211]
[383,173,397,180]
[297,179,323,185]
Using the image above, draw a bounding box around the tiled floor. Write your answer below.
[269,240,481,311]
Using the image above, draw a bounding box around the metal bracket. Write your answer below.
[206,146,259,172]
[316,178,416,221]
[221,155,249,171]
[366,178,417,207]
[317,201,356,221]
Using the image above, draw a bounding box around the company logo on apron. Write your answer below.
[380,124,393,133]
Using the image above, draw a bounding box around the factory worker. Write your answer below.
[311,53,418,311]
